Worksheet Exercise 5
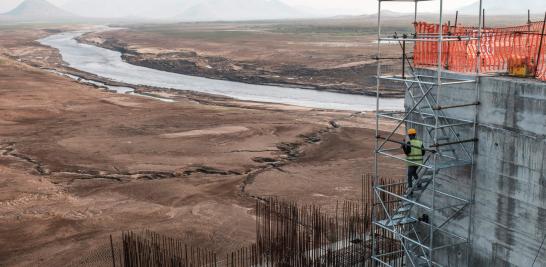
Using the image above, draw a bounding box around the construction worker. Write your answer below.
[402,128,425,191]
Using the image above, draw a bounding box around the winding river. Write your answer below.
[39,31,403,111]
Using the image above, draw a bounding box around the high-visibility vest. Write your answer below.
[407,139,423,166]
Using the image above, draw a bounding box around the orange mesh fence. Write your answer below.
[413,21,546,81]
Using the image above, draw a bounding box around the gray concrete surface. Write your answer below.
[404,70,546,266]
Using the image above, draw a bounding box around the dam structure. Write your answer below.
[373,0,546,266]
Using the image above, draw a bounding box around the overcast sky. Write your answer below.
[0,0,479,14]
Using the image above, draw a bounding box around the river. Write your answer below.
[39,31,403,112]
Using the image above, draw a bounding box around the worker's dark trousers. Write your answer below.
[407,166,419,188]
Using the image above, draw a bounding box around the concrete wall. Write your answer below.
[406,71,546,266]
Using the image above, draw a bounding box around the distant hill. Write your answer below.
[460,0,546,15]
[0,0,78,22]
[61,0,196,19]
[176,0,308,21]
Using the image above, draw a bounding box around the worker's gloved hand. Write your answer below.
[401,142,411,155]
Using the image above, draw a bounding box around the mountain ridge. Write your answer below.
[0,0,78,22]
[176,0,308,22]
[61,0,197,19]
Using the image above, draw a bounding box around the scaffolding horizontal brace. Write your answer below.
[375,186,432,211]
[379,36,478,42]
[435,192,471,205]
[373,56,414,60]
[435,121,475,129]
[375,219,470,257]
[372,221,432,251]
[377,151,433,169]
[419,220,470,243]
[380,147,402,153]
[440,80,479,85]
[376,183,470,209]
[377,135,437,153]
[377,75,476,86]
[431,138,478,147]
[377,113,434,128]
[373,250,406,258]
[433,102,480,110]
[413,77,479,85]
[378,111,475,127]
[378,75,436,85]
[416,74,478,81]
[389,217,470,247]
[426,189,469,204]
[377,150,472,169]
[418,112,475,124]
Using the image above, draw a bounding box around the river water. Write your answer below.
[39,31,403,111]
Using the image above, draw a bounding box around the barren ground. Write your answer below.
[0,26,404,266]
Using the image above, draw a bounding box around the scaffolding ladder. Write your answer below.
[372,0,483,266]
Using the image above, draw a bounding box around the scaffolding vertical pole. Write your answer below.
[412,0,418,134]
[372,1,382,265]
[429,0,445,264]
[467,1,484,266]
[413,1,418,262]
[375,1,382,180]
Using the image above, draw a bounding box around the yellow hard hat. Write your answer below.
[408,128,417,135]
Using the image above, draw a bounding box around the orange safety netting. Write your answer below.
[413,21,546,81]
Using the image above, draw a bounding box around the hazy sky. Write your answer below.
[286,0,477,14]
[0,0,478,14]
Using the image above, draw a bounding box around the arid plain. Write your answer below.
[0,22,405,266]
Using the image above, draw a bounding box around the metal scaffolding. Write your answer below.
[372,0,483,266]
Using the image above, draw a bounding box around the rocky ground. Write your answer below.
[0,25,405,266]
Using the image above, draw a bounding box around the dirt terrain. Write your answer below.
[0,26,404,266]
[79,20,404,97]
